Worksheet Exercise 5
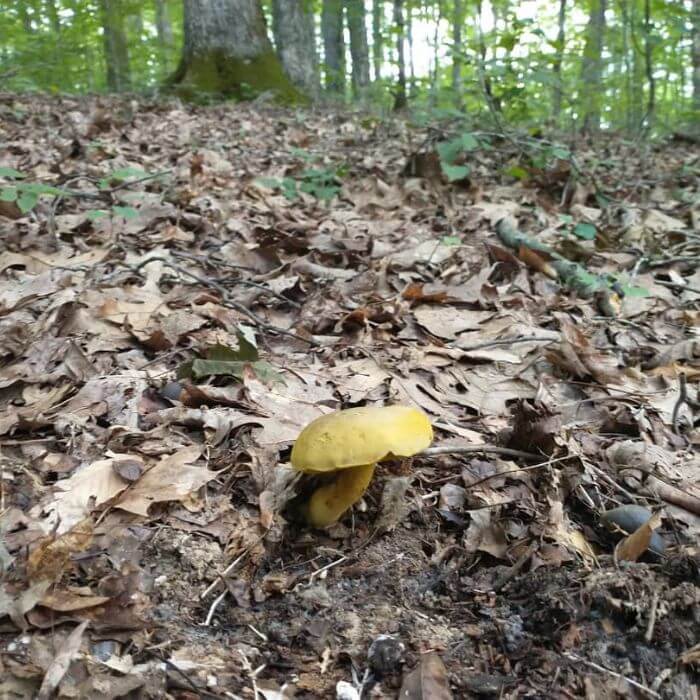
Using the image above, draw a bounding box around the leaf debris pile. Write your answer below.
[0,95,699,698]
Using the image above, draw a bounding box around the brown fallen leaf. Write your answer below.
[36,620,88,700]
[115,445,210,516]
[615,510,663,562]
[27,518,94,582]
[399,651,453,700]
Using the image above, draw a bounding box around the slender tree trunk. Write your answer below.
[171,0,304,103]
[100,0,131,91]
[429,0,442,106]
[452,0,464,109]
[694,0,700,115]
[552,0,566,119]
[407,4,415,94]
[476,0,498,114]
[345,0,370,94]
[155,0,174,48]
[45,0,61,33]
[392,0,407,110]
[322,0,345,93]
[272,0,319,95]
[642,0,655,128]
[580,0,607,133]
[372,0,383,81]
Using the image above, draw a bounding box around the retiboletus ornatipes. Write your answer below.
[291,405,433,527]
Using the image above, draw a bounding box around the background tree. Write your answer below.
[322,0,345,93]
[393,0,407,110]
[272,0,318,95]
[580,0,607,133]
[170,0,303,102]
[345,0,370,95]
[100,0,131,91]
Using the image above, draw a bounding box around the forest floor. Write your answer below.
[0,94,699,699]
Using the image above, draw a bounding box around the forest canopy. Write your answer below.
[0,0,698,133]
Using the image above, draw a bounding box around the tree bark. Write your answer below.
[694,0,700,115]
[171,0,304,103]
[45,0,61,33]
[272,0,319,95]
[155,0,174,48]
[552,0,566,119]
[345,0,370,93]
[643,0,655,128]
[321,0,345,92]
[580,0,607,133]
[392,0,407,110]
[99,0,131,91]
[452,0,464,109]
[372,0,383,81]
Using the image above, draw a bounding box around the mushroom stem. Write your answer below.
[307,463,376,528]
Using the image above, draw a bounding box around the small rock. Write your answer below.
[336,680,360,700]
[367,634,405,676]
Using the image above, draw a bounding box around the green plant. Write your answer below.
[0,168,64,214]
[256,152,345,202]
[436,132,482,182]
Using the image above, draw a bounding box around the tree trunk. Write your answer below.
[580,0,607,133]
[372,0,383,81]
[345,0,370,93]
[642,0,654,129]
[321,0,345,93]
[100,0,131,91]
[171,0,304,103]
[155,0,174,48]
[694,0,700,115]
[392,0,407,110]
[452,0,464,109]
[407,4,415,93]
[45,0,61,33]
[429,0,442,106]
[272,0,319,95]
[552,0,566,119]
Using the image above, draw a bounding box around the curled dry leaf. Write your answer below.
[615,510,663,562]
[36,620,89,700]
[399,651,453,700]
[27,518,94,582]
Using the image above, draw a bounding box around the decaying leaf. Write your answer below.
[399,652,453,700]
[27,518,94,582]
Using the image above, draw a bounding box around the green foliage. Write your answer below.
[0,0,695,133]
[177,330,283,385]
[0,169,64,213]
[436,132,482,182]
[257,153,344,202]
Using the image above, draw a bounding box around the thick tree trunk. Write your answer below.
[552,0,566,119]
[372,0,383,81]
[392,0,407,110]
[452,0,464,109]
[322,0,345,92]
[155,0,174,48]
[172,0,304,103]
[345,0,370,94]
[580,0,607,133]
[100,0,131,91]
[272,0,318,95]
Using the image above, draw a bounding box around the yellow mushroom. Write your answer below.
[290,405,433,528]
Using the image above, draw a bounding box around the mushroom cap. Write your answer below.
[291,405,433,473]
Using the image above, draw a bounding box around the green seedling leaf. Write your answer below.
[100,167,146,189]
[441,235,461,246]
[86,209,109,221]
[0,187,18,202]
[461,133,479,151]
[559,214,573,224]
[573,222,597,240]
[621,284,650,297]
[550,147,571,160]
[436,137,463,165]
[112,205,139,220]
[17,190,39,213]
[0,167,25,180]
[505,165,529,180]
[441,162,470,182]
